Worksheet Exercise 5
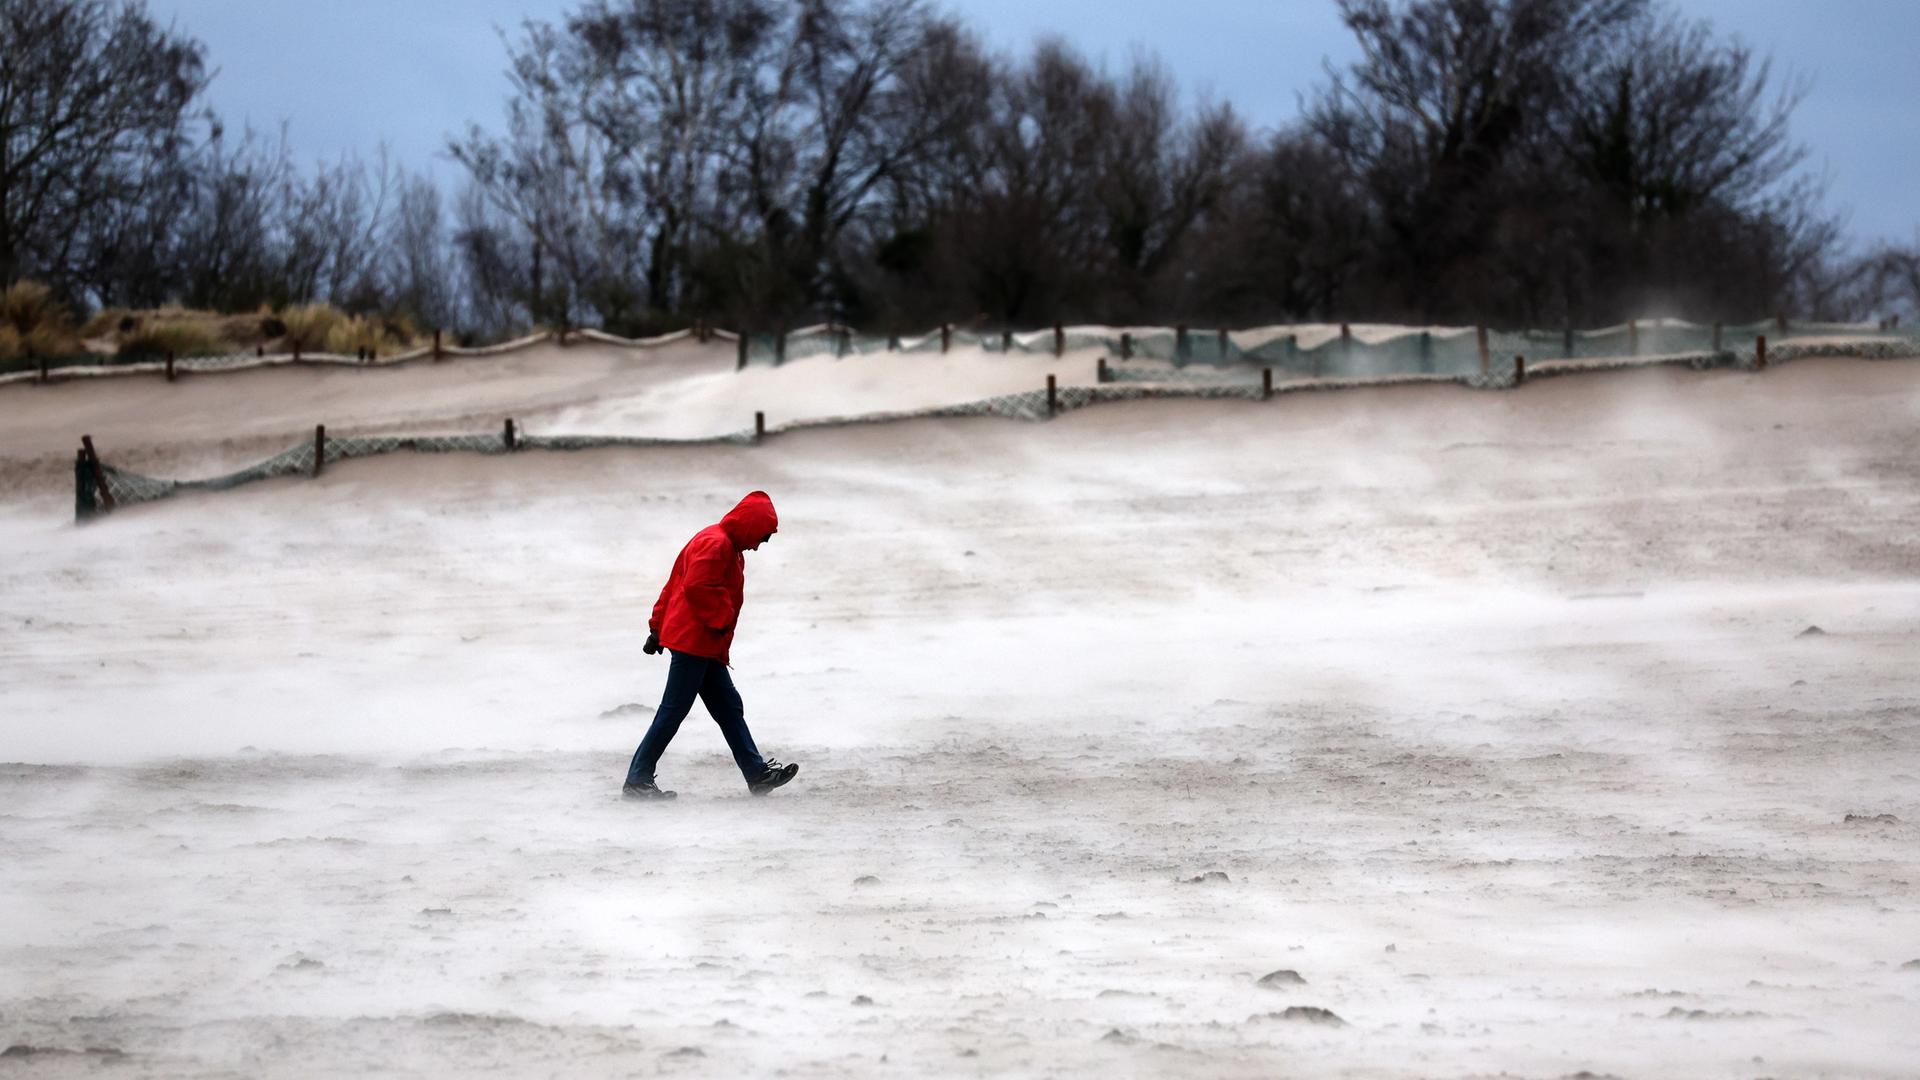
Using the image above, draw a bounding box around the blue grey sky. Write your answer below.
[153,0,1920,245]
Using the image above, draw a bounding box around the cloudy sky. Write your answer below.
[152,0,1919,245]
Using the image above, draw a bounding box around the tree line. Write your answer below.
[3,0,1915,345]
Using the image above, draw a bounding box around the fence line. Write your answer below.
[739,317,1915,377]
[1,325,739,388]
[69,335,1920,523]
[9,314,1912,390]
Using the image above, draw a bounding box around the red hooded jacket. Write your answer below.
[649,491,778,664]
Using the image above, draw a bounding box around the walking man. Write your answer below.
[624,490,800,800]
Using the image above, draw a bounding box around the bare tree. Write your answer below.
[1557,5,1822,315]
[1311,0,1643,318]
[934,39,1113,325]
[386,172,458,331]
[1866,239,1920,321]
[435,0,1853,333]
[452,181,532,339]
[0,0,210,297]
[168,125,291,311]
[268,149,397,312]
[713,0,985,322]
[452,19,644,330]
[568,0,778,319]
[832,17,995,330]
[3,0,1863,339]
[1566,11,1805,223]
[1092,55,1245,315]
[1185,127,1371,321]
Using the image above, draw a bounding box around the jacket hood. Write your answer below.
[719,490,778,548]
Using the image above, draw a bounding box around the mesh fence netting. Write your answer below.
[73,325,1917,518]
[86,381,1294,513]
[3,326,735,387]
[741,318,1918,379]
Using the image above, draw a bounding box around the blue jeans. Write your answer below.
[626,650,768,786]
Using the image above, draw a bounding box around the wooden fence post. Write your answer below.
[1054,323,1064,357]
[1513,355,1525,385]
[1475,325,1489,377]
[940,323,951,353]
[1755,334,1767,370]
[773,331,786,366]
[736,332,748,371]
[1120,331,1132,360]
[80,435,114,512]
[256,344,264,358]
[433,328,443,361]
[1262,367,1273,400]
[1175,325,1189,364]
[1419,331,1433,372]
[1217,327,1229,360]
[755,411,766,440]
[1096,356,1107,383]
[1339,322,1353,367]
[312,424,326,478]
[75,449,96,523]
[165,351,175,382]
[503,418,517,451]
[1046,374,1057,416]
[1000,329,1013,353]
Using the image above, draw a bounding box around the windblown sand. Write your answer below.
[0,354,1916,1077]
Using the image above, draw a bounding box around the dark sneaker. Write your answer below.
[748,761,799,796]
[622,781,677,801]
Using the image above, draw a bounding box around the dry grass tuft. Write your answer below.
[81,306,138,339]
[280,303,345,353]
[323,314,376,356]
[277,303,424,356]
[117,320,224,358]
[0,281,81,358]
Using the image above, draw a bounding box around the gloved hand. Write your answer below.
[643,631,663,656]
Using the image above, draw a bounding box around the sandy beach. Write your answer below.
[1,352,1916,1076]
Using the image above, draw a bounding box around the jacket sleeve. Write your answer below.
[680,534,737,631]
[648,574,671,635]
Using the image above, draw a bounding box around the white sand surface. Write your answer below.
[1,359,1917,1076]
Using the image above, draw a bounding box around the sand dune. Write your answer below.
[0,339,1091,476]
